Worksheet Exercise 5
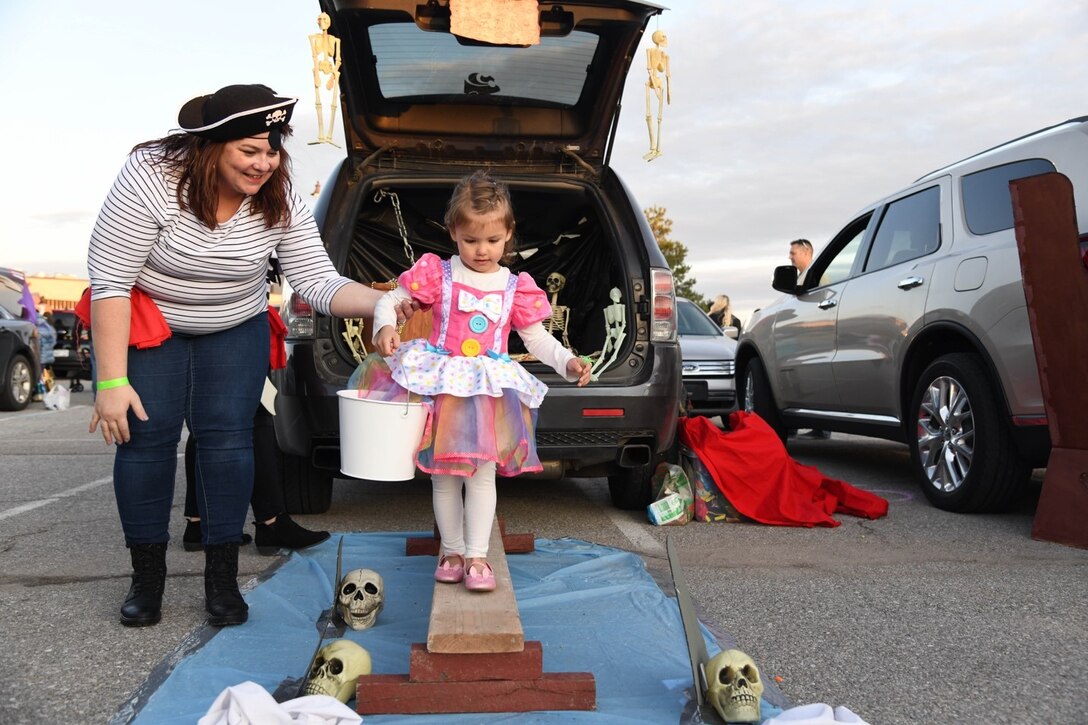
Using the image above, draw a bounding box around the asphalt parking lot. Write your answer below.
[1,391,1085,723]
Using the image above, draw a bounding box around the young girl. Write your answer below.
[371,170,592,592]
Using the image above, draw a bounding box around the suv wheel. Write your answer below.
[608,463,654,511]
[1,353,33,412]
[910,353,1030,512]
[740,358,785,441]
[281,453,334,515]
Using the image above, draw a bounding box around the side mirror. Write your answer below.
[721,325,739,340]
[772,265,802,294]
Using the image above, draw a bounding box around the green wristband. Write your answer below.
[97,377,130,390]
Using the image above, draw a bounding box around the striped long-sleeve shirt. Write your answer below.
[87,147,351,335]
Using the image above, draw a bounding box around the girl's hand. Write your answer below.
[568,357,593,387]
[88,386,148,445]
[376,325,401,356]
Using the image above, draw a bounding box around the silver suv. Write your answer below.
[738,116,1088,512]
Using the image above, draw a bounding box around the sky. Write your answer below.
[1,0,1083,323]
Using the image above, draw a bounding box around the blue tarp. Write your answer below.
[129,533,784,723]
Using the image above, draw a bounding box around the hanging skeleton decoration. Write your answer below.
[302,638,372,703]
[543,272,573,350]
[336,568,385,630]
[705,649,764,723]
[591,287,626,380]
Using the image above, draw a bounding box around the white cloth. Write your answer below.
[198,681,362,725]
[763,703,870,725]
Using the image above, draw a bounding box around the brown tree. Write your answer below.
[643,205,706,307]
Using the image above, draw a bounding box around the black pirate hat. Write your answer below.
[177,84,297,150]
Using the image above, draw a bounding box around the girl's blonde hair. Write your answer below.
[709,294,731,319]
[445,170,516,263]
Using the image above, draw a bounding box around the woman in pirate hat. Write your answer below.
[85,84,411,629]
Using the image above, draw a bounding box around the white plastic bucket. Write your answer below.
[337,390,426,481]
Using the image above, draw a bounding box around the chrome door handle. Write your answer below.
[898,276,924,290]
[818,299,838,309]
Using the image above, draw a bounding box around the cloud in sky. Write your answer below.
[1,0,1083,322]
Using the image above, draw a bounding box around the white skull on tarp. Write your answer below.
[336,568,385,630]
[705,649,763,723]
[302,639,372,703]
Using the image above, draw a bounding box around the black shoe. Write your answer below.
[254,513,331,555]
[120,543,167,627]
[204,542,248,626]
[183,520,252,551]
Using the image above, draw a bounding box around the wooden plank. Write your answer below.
[427,517,524,653]
[357,672,596,714]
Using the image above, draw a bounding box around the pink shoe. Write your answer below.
[464,561,496,592]
[434,554,464,583]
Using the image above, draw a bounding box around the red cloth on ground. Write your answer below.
[75,287,172,349]
[677,412,889,527]
[267,307,287,370]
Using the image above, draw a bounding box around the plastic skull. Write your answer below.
[705,649,763,723]
[336,568,384,630]
[302,639,372,703]
[545,272,566,294]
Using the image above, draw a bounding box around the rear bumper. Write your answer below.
[272,341,682,473]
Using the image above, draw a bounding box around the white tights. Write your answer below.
[432,462,497,559]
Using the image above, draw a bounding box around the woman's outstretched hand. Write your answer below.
[89,386,148,445]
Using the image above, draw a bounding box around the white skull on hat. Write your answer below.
[266,109,289,126]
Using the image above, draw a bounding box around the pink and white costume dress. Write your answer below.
[365,253,576,478]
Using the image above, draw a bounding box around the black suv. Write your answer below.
[273,0,681,513]
[50,310,92,390]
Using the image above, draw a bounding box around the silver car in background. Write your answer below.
[677,298,736,417]
[737,115,1088,513]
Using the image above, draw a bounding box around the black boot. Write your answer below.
[204,542,248,626]
[120,543,167,627]
[254,513,330,555]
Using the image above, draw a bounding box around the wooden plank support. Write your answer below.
[355,518,596,715]
[427,517,524,654]
[356,672,596,714]
[406,517,535,556]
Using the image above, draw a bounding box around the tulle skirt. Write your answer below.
[349,352,543,477]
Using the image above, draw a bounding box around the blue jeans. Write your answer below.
[108,313,268,546]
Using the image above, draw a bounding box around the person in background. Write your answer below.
[34,308,57,401]
[707,294,742,336]
[181,260,328,554]
[786,238,830,439]
[85,84,413,629]
[789,238,815,283]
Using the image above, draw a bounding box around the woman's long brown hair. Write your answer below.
[131,127,294,230]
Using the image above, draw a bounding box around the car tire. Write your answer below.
[909,353,1030,512]
[1,353,33,412]
[740,357,786,442]
[281,452,334,515]
[608,463,654,511]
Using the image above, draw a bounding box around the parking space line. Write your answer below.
[0,476,112,521]
[573,480,664,558]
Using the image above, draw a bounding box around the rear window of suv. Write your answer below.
[961,158,1056,235]
[369,24,598,106]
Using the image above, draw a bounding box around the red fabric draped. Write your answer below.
[267,307,288,370]
[677,412,889,527]
[75,287,172,349]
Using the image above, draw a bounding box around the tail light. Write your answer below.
[281,292,315,339]
[650,268,677,342]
